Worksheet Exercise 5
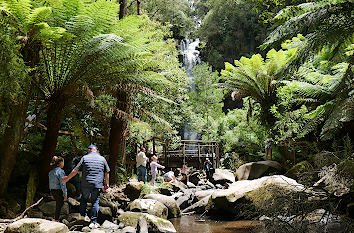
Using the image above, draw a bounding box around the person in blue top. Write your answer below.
[48,155,67,222]
[62,145,110,229]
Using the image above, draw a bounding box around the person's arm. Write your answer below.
[104,172,109,190]
[59,170,68,200]
[156,163,165,169]
[62,169,78,183]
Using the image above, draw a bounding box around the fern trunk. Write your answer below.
[119,0,128,19]
[108,91,130,184]
[38,97,66,190]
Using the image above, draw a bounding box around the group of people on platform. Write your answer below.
[135,147,214,185]
[48,145,110,229]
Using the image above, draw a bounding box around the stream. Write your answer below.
[170,215,263,233]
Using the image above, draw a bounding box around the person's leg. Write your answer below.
[143,166,147,183]
[265,149,268,160]
[52,190,64,221]
[151,171,156,186]
[90,188,101,224]
[138,165,143,182]
[80,187,90,217]
[269,149,272,160]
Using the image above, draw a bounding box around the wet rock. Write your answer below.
[98,206,113,223]
[186,182,196,188]
[118,212,176,233]
[5,218,69,233]
[194,190,214,201]
[124,182,144,201]
[236,161,282,180]
[170,180,187,193]
[128,199,168,219]
[38,201,69,217]
[144,194,180,218]
[211,169,235,185]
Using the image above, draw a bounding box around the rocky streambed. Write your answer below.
[2,161,349,233]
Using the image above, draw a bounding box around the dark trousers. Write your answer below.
[51,189,64,220]
[80,187,101,223]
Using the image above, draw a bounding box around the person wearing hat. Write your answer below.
[62,145,110,229]
[204,158,212,180]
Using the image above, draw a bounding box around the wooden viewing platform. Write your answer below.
[160,140,220,169]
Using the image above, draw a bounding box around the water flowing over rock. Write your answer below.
[236,161,283,180]
[5,218,69,233]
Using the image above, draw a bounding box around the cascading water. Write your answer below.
[181,39,201,140]
[181,0,201,140]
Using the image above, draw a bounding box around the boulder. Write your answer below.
[194,190,215,201]
[211,169,235,185]
[5,218,69,233]
[118,212,176,233]
[128,199,168,219]
[207,175,304,218]
[188,172,201,185]
[124,182,145,201]
[101,220,120,230]
[186,182,196,188]
[236,161,282,180]
[144,194,180,218]
[170,181,187,193]
[138,217,148,233]
[181,196,211,214]
[98,206,113,223]
[38,201,69,217]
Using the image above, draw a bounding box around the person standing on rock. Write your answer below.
[62,145,110,229]
[136,148,149,183]
[204,158,213,180]
[150,156,165,186]
[264,137,273,160]
[49,156,67,222]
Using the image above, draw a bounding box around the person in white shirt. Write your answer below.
[136,148,149,183]
[150,156,165,186]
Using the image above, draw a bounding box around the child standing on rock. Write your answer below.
[150,156,165,186]
[48,156,67,222]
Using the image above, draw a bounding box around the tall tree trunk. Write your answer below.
[0,103,27,196]
[0,41,40,197]
[137,0,141,15]
[38,96,66,189]
[108,90,130,184]
[119,0,128,19]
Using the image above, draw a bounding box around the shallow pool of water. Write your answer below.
[170,215,263,233]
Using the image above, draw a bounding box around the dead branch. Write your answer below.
[0,197,43,223]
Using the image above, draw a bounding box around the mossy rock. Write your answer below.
[284,161,312,179]
[5,218,69,233]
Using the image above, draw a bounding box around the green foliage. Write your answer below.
[196,0,267,69]
[133,0,196,38]
[187,63,224,139]
[221,47,296,126]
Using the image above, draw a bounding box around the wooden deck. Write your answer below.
[160,140,219,169]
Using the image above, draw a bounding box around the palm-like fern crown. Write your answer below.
[221,48,296,103]
[261,0,354,75]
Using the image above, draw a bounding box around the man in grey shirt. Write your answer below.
[62,145,110,228]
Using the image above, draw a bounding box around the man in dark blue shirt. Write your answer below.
[62,145,110,228]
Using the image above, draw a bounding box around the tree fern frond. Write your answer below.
[0,0,32,25]
[25,6,52,30]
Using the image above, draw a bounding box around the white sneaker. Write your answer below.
[89,222,99,229]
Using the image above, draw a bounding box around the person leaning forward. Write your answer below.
[62,145,110,228]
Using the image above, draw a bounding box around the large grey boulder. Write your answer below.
[236,161,282,180]
[207,175,304,218]
[181,196,211,214]
[5,218,69,233]
[211,169,235,185]
[188,172,201,185]
[194,190,215,201]
[128,199,168,219]
[118,212,176,233]
[144,194,180,218]
[38,201,69,217]
[124,181,145,201]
